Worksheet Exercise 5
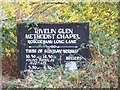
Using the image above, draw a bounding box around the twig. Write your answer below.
[28,2,66,20]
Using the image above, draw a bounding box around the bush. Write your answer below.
[0,2,119,88]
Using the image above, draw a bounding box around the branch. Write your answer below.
[0,17,16,22]
[28,2,67,20]
[30,5,53,18]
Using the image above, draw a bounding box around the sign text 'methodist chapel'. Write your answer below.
[17,23,89,77]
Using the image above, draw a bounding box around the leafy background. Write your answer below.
[0,1,119,88]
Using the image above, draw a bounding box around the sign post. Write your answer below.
[17,23,89,78]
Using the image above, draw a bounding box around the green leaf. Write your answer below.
[79,2,84,6]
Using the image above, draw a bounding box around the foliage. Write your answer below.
[0,2,118,56]
[2,57,118,88]
[0,17,17,56]
[0,1,119,88]
[3,67,78,88]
